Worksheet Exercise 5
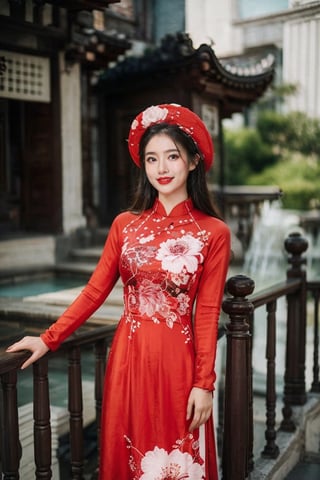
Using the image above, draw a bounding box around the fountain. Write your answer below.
[243,200,302,288]
[242,200,319,394]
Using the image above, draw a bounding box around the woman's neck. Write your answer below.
[157,194,189,216]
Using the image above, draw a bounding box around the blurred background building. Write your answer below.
[187,0,320,119]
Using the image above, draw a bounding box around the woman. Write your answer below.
[7,104,231,479]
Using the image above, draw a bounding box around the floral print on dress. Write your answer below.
[137,279,169,318]
[125,434,205,480]
[121,227,209,341]
[123,244,157,269]
[140,448,204,479]
[156,234,204,274]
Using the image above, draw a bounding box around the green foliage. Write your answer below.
[257,111,320,156]
[247,153,320,210]
[224,109,320,210]
[224,128,278,185]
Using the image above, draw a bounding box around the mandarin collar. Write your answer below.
[153,198,194,217]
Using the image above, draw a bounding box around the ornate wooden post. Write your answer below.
[310,285,320,393]
[33,357,52,479]
[261,300,280,458]
[281,232,308,432]
[68,346,84,479]
[222,274,255,480]
[1,370,20,479]
[93,339,107,479]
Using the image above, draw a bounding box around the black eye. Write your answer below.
[146,156,157,163]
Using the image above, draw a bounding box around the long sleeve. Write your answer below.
[192,220,231,391]
[40,215,124,351]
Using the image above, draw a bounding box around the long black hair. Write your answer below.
[128,123,222,219]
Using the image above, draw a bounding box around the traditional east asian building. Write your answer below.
[0,0,130,238]
[186,0,320,119]
[0,1,275,271]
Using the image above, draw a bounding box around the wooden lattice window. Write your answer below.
[0,50,50,103]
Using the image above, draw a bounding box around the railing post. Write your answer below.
[222,274,255,480]
[0,370,20,479]
[261,300,280,458]
[310,284,320,392]
[68,346,84,479]
[281,232,308,431]
[33,357,52,479]
[93,339,107,479]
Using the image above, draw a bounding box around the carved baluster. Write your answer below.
[33,358,52,479]
[281,232,308,431]
[222,274,254,480]
[310,286,320,392]
[93,339,107,478]
[1,370,20,479]
[247,311,254,472]
[68,346,84,479]
[261,300,280,458]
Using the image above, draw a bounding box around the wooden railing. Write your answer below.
[221,231,320,479]
[0,326,116,480]
[0,232,319,480]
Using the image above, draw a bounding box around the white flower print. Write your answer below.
[166,312,177,329]
[177,293,190,315]
[139,234,155,244]
[156,234,204,274]
[140,447,204,480]
[141,106,168,128]
[171,272,190,286]
[124,245,157,267]
[138,279,168,317]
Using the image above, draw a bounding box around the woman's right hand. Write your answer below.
[6,336,50,369]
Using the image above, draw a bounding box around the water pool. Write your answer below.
[0,274,86,298]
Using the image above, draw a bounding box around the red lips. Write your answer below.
[157,177,173,185]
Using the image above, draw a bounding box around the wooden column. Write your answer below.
[281,232,308,431]
[222,274,254,480]
[1,370,20,479]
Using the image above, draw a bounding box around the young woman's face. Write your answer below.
[143,133,196,206]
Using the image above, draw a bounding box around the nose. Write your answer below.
[158,158,169,174]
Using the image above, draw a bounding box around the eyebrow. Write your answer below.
[145,148,180,156]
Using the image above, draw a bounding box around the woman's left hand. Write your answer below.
[186,386,213,432]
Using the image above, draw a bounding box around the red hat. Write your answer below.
[128,104,214,171]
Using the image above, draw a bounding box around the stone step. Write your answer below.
[0,235,55,273]
[69,246,103,264]
[55,261,97,275]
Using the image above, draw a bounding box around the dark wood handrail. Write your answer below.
[249,277,301,308]
[0,351,30,374]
